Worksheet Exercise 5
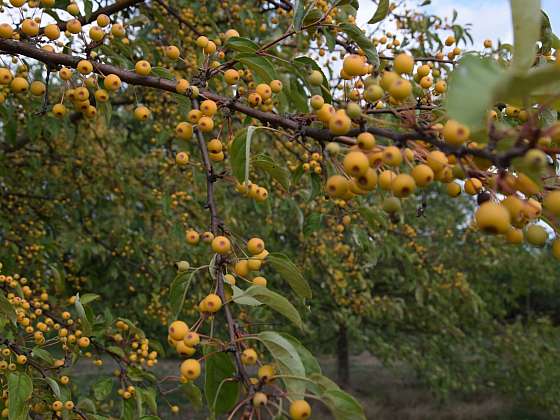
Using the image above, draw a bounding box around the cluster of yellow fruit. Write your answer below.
[234,181,269,202]
[167,320,201,373]
[111,320,160,367]
[301,151,324,175]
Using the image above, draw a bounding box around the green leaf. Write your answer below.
[322,389,366,420]
[0,290,16,325]
[241,286,303,329]
[169,270,195,320]
[293,0,305,30]
[139,388,158,415]
[495,62,560,104]
[447,55,504,130]
[8,372,33,420]
[267,253,312,298]
[182,382,203,411]
[32,346,55,365]
[368,0,389,24]
[244,126,257,186]
[225,37,258,52]
[236,53,277,82]
[45,377,62,399]
[256,331,306,398]
[339,23,379,68]
[150,67,175,80]
[253,155,291,189]
[92,377,113,401]
[279,333,321,375]
[510,0,541,73]
[74,293,92,336]
[122,397,135,420]
[204,349,240,416]
[106,346,126,359]
[84,0,93,19]
[232,285,262,306]
[303,212,323,236]
[230,126,260,184]
[80,293,100,305]
[308,373,340,395]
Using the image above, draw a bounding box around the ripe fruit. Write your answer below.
[256,83,272,100]
[175,152,189,166]
[89,26,105,42]
[464,178,483,195]
[30,81,46,96]
[44,24,60,40]
[326,175,349,198]
[66,19,82,34]
[95,89,109,102]
[165,45,180,59]
[523,149,547,170]
[0,23,13,39]
[543,191,560,216]
[224,69,240,85]
[201,99,218,116]
[364,84,384,103]
[388,79,412,100]
[247,238,265,255]
[316,103,335,123]
[104,74,121,91]
[442,119,470,146]
[391,173,416,198]
[258,364,275,381]
[357,132,375,150]
[78,337,90,348]
[525,224,547,247]
[380,71,399,91]
[135,60,151,76]
[446,182,461,197]
[52,401,63,411]
[343,54,368,76]
[203,294,222,313]
[426,150,448,172]
[270,79,283,93]
[289,400,311,419]
[176,122,193,140]
[198,116,214,132]
[77,60,93,75]
[343,151,369,177]
[505,228,524,244]
[329,110,352,135]
[11,77,29,93]
[169,320,189,340]
[411,164,434,187]
[253,392,268,406]
[21,19,39,36]
[183,332,200,347]
[211,236,231,254]
[97,14,110,27]
[134,106,151,121]
[241,348,258,365]
[52,103,66,117]
[355,168,378,191]
[0,68,12,85]
[394,53,415,74]
[382,146,403,166]
[475,202,511,234]
[180,359,201,380]
[234,260,250,277]
[224,28,240,41]
[253,276,267,287]
[224,274,236,286]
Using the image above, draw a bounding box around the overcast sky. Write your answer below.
[358,0,560,47]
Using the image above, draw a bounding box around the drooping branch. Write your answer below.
[0,38,536,168]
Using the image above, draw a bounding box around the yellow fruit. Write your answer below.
[104,74,121,91]
[224,274,236,286]
[391,173,416,197]
[308,70,323,86]
[380,71,399,91]
[343,151,369,177]
[135,60,151,76]
[175,341,196,356]
[256,83,272,100]
[354,168,378,191]
[111,23,125,37]
[183,332,200,347]
[515,173,541,196]
[543,190,560,216]
[419,76,433,89]
[66,19,82,34]
[289,400,311,420]
[89,26,104,42]
[52,401,63,411]
[21,19,39,36]
[525,224,548,247]
[204,41,217,54]
[382,146,403,166]
[0,23,13,39]
[411,164,434,187]
[316,103,335,123]
[394,53,415,74]
[180,359,201,380]
[446,182,461,197]
[258,364,275,382]
[270,79,283,93]
[211,236,231,254]
[44,24,60,40]
[78,337,90,348]
[247,238,265,255]
[96,13,110,27]
[176,78,190,93]
[253,392,268,407]
[388,78,412,100]
[445,35,455,46]
[343,54,368,76]
[552,239,560,260]
[196,36,209,48]
[329,110,352,135]
[185,230,200,244]
[435,80,447,93]
[64,401,74,410]
[224,28,240,40]
[11,77,29,93]
[95,89,109,102]
[475,202,511,234]
[224,69,240,85]
[464,178,483,195]
[326,175,349,198]
[426,150,448,172]
[203,294,222,313]
[52,103,67,117]
[134,106,151,121]
[241,348,258,365]
[0,68,12,85]
[165,45,180,59]
[442,119,470,146]
[484,39,493,48]
[505,228,524,244]
[77,60,93,75]
[175,122,193,140]
[198,116,214,132]
[253,276,267,287]
[234,260,250,277]
[200,99,218,116]
[364,84,384,103]
[207,139,223,153]
[30,81,46,96]
[67,2,79,15]
[417,64,431,77]
[175,152,189,166]
[378,170,396,190]
[169,320,189,340]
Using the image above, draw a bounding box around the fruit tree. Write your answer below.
[1,0,560,418]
